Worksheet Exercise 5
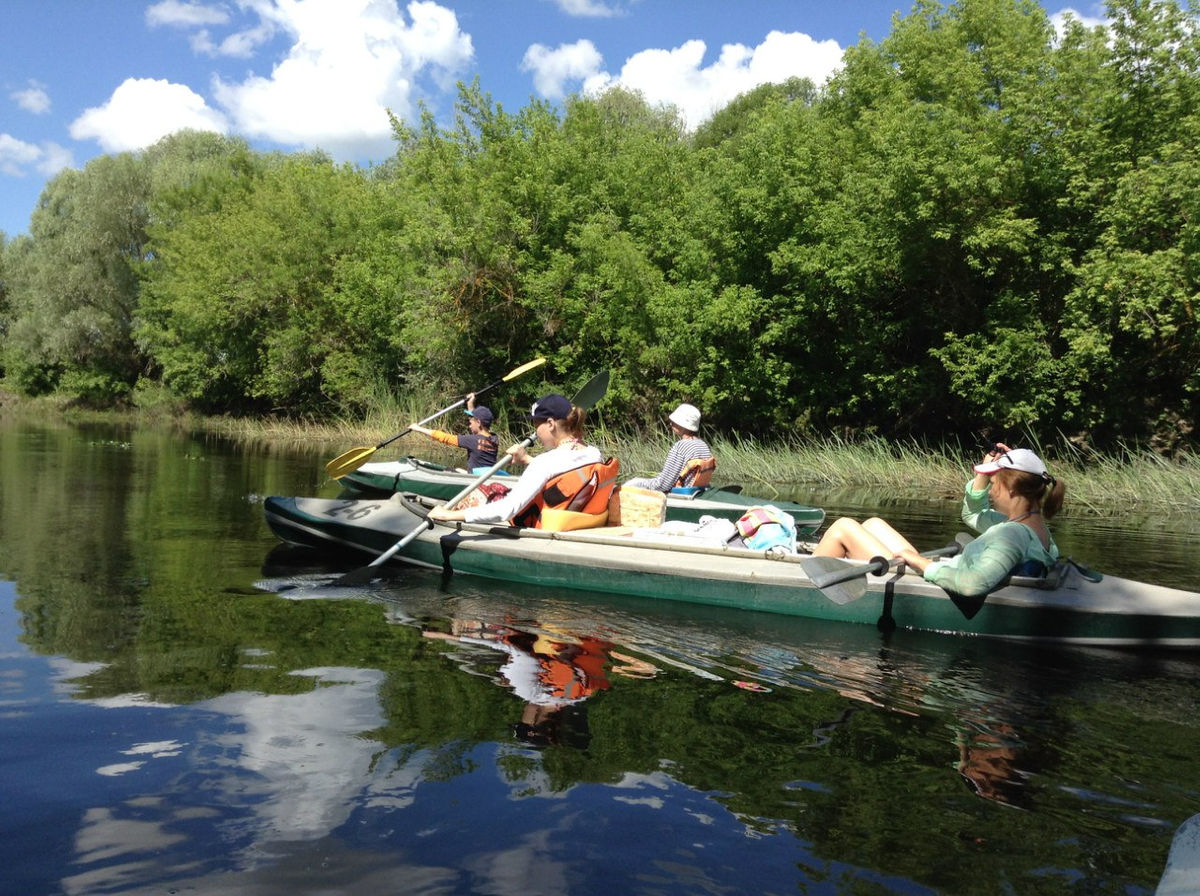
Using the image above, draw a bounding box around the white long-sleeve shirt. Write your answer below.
[463,443,602,524]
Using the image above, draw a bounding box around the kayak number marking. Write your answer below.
[325,501,383,521]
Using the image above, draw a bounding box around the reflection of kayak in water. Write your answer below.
[1157,812,1200,896]
[424,620,634,748]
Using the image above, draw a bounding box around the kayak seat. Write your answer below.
[674,456,716,490]
[1007,560,1085,590]
[668,486,708,499]
[540,508,610,532]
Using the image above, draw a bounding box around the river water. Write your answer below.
[1,418,1198,895]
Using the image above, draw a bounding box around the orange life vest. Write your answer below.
[676,455,717,489]
[513,457,621,529]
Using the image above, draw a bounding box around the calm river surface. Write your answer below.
[2,418,1198,895]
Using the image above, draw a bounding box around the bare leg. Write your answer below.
[813,517,894,559]
[862,517,919,556]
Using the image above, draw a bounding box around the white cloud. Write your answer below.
[36,142,75,176]
[0,134,41,176]
[12,80,51,115]
[145,0,231,28]
[0,134,73,178]
[525,30,845,130]
[521,40,605,99]
[550,0,622,18]
[69,78,228,152]
[1049,6,1110,41]
[211,21,277,58]
[210,0,473,160]
[62,1,473,162]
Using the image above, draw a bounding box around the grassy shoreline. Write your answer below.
[207,413,1199,516]
[6,393,1198,515]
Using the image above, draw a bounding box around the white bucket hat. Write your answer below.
[668,403,701,433]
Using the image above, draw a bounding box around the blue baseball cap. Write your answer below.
[465,405,494,427]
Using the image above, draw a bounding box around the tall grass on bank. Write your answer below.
[4,386,1196,515]
[214,416,1200,515]
[599,430,1200,516]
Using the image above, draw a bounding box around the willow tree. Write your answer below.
[2,154,150,403]
[138,150,386,415]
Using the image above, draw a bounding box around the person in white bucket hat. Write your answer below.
[624,402,715,493]
[813,442,1067,597]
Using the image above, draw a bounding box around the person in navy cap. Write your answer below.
[429,392,608,526]
[411,392,499,472]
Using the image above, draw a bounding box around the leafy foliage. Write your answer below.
[2,0,1198,450]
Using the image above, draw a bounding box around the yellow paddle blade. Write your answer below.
[324,445,378,479]
[502,357,546,381]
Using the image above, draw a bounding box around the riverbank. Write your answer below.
[4,390,1197,515]
[210,413,1199,516]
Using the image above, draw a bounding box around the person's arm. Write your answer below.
[921,527,1028,597]
[459,450,550,523]
[410,424,460,448]
[644,441,690,492]
[428,445,539,523]
[961,444,1010,533]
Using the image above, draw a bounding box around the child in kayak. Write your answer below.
[410,392,499,472]
[624,403,715,492]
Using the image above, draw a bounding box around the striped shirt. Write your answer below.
[626,437,713,492]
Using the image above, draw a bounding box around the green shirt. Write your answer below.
[922,483,1059,597]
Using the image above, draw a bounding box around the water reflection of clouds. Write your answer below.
[201,666,388,841]
[96,740,186,776]
[57,665,395,894]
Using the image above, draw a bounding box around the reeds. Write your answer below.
[211,417,1200,515]
[7,383,1195,516]
[595,430,1200,516]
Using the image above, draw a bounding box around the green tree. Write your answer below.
[138,152,387,414]
[380,82,702,419]
[3,154,150,403]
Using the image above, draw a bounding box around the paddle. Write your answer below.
[798,538,970,605]
[332,370,611,587]
[324,357,547,479]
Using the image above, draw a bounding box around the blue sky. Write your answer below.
[1,0,1103,240]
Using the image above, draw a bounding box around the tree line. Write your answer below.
[1,0,1197,453]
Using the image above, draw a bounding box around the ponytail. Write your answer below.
[1041,477,1066,519]
[559,407,587,439]
[995,469,1067,520]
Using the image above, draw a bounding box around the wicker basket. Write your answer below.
[608,485,667,528]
